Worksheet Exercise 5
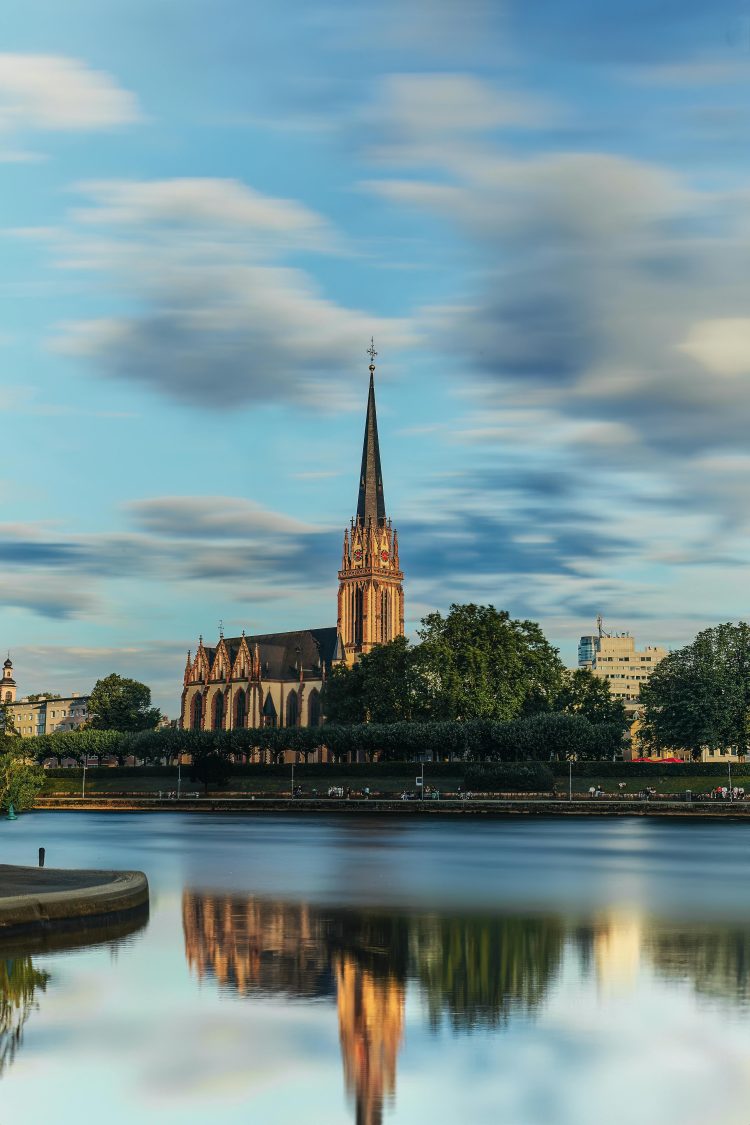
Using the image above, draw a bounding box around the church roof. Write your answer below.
[356,365,386,527]
[221,627,340,681]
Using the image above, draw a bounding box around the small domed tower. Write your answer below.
[2,656,16,703]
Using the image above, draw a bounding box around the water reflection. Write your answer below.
[0,908,149,1079]
[182,890,750,1122]
[183,893,406,1123]
[183,892,565,1122]
[413,914,563,1031]
[0,957,49,1076]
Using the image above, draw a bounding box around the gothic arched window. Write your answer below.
[212,690,224,731]
[285,691,299,728]
[262,692,277,729]
[234,688,247,729]
[191,693,203,731]
[308,688,321,728]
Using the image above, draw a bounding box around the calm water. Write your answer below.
[2,813,750,1124]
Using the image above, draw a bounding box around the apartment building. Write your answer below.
[10,693,90,738]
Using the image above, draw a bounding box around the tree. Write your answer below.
[416,604,565,722]
[555,669,628,730]
[0,701,17,738]
[88,674,161,733]
[321,661,366,725]
[322,636,426,724]
[640,623,750,759]
[25,693,61,702]
[0,747,44,811]
[189,749,232,794]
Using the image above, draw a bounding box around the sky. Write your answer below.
[3,1,750,712]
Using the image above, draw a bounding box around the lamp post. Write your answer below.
[177,754,182,800]
[291,759,295,799]
[569,760,572,803]
[81,755,87,800]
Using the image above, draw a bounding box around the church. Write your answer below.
[180,345,405,733]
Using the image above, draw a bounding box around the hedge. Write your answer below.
[550,761,747,779]
[44,761,464,781]
[465,763,555,792]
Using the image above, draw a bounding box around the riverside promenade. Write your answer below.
[0,863,149,939]
[33,795,750,817]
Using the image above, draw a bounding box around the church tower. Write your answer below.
[1,656,16,703]
[337,342,404,663]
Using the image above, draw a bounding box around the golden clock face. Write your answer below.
[353,548,363,564]
[380,549,389,563]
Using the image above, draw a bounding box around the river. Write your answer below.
[1,811,750,1124]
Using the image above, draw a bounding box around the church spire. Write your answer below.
[356,339,386,527]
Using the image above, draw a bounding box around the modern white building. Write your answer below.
[577,625,668,717]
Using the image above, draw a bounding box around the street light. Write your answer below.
[81,755,87,800]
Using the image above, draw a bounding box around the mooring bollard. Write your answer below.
[38,846,45,868]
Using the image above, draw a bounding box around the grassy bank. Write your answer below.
[42,765,748,798]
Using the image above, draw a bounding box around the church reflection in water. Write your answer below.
[182,892,564,1124]
[182,893,408,1125]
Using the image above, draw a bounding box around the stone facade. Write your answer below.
[180,628,340,734]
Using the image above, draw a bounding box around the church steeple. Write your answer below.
[337,342,405,663]
[356,342,386,527]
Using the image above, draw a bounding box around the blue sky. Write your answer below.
[3,0,750,712]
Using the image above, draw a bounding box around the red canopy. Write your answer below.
[630,756,685,763]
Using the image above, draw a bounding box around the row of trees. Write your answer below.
[18,712,623,768]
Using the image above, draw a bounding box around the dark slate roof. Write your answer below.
[224,627,340,681]
[356,368,386,526]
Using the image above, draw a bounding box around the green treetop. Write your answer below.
[640,622,750,759]
[555,668,629,730]
[88,673,161,733]
[416,604,565,722]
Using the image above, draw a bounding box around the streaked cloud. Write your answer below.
[127,496,320,539]
[0,53,140,133]
[49,178,417,409]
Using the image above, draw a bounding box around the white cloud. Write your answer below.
[0,54,140,132]
[72,178,337,251]
[678,318,750,378]
[370,73,549,136]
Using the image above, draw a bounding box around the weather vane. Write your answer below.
[218,618,224,637]
[367,337,377,364]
